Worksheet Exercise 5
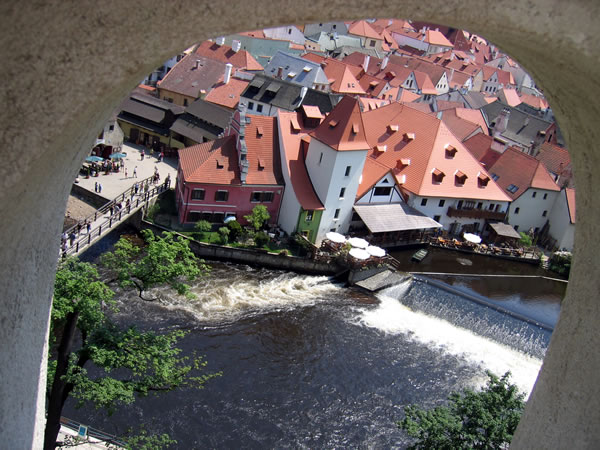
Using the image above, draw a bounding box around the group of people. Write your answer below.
[60,219,92,257]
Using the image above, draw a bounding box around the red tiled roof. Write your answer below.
[439,110,482,141]
[204,77,249,109]
[302,105,323,120]
[463,132,494,161]
[400,101,432,114]
[360,102,510,201]
[565,188,576,224]
[357,157,393,198]
[425,29,453,47]
[398,90,421,102]
[179,136,241,185]
[480,66,515,85]
[310,96,369,151]
[242,115,282,185]
[348,20,383,40]
[277,111,324,210]
[302,52,326,64]
[520,93,549,110]
[499,88,521,107]
[454,108,489,135]
[413,71,438,94]
[195,40,263,71]
[486,147,560,200]
[536,142,571,176]
[358,97,391,111]
[437,100,464,111]
[321,59,366,95]
[239,30,266,38]
[157,54,227,99]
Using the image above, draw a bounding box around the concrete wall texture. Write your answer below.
[0,1,598,448]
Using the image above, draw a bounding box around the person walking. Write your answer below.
[125,168,128,178]
[94,181,98,193]
[98,183,102,193]
[133,166,137,178]
[69,231,76,246]
[86,221,91,234]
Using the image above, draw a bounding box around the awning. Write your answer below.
[489,222,521,239]
[353,203,442,233]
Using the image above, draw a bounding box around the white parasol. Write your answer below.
[366,245,386,257]
[349,248,370,260]
[325,231,346,243]
[463,232,482,244]
[348,237,369,249]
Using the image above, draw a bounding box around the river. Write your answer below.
[65,234,561,448]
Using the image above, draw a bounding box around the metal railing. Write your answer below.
[62,175,169,257]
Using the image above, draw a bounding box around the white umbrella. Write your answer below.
[325,231,346,243]
[349,248,370,260]
[463,233,482,244]
[366,245,386,257]
[348,237,369,249]
[224,216,237,223]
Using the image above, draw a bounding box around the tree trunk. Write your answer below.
[43,310,80,450]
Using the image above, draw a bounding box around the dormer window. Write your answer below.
[256,126,263,137]
[375,145,387,153]
[387,124,399,133]
[396,158,411,169]
[454,170,467,185]
[352,123,359,134]
[403,132,415,142]
[329,120,338,128]
[445,144,457,158]
[216,160,224,169]
[432,168,445,183]
[258,158,265,171]
[477,173,490,187]
[291,117,301,132]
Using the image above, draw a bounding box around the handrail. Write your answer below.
[60,416,127,447]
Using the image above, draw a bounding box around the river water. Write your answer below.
[66,235,562,448]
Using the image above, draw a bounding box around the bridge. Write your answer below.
[61,175,170,258]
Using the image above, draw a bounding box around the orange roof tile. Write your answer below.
[321,59,366,94]
[519,93,549,110]
[242,115,282,185]
[277,111,324,210]
[499,88,521,107]
[179,136,241,185]
[310,96,369,151]
[204,77,249,109]
[358,97,391,111]
[348,20,383,40]
[454,108,489,135]
[302,52,326,64]
[302,105,323,120]
[357,157,393,198]
[239,30,266,38]
[536,142,571,176]
[439,110,482,141]
[359,102,510,201]
[413,71,437,94]
[398,90,421,102]
[195,40,263,71]
[565,188,576,224]
[437,100,464,111]
[425,29,453,47]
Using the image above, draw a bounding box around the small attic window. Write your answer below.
[387,124,399,133]
[369,80,379,87]
[403,132,415,142]
[477,173,490,187]
[506,184,519,193]
[287,72,297,78]
[455,170,468,185]
[256,126,263,137]
[375,145,387,153]
[216,160,224,169]
[396,158,411,169]
[303,66,312,72]
[291,117,301,132]
[352,123,360,134]
[432,168,445,183]
[329,120,338,128]
[445,144,458,157]
[258,158,265,171]
[491,172,499,181]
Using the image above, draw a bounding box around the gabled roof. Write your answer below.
[157,54,226,99]
[359,102,510,201]
[277,111,324,210]
[438,110,483,141]
[413,71,438,94]
[310,96,369,151]
[358,97,391,111]
[242,115,283,185]
[454,108,489,135]
[536,142,571,177]
[499,88,521,107]
[265,51,329,87]
[398,89,421,102]
[348,20,383,40]
[425,29,453,47]
[480,66,515,85]
[357,157,394,199]
[179,136,241,185]
[485,147,560,200]
[519,93,549,110]
[195,40,263,70]
[323,62,366,95]
[204,76,249,110]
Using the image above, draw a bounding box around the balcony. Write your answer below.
[447,207,506,221]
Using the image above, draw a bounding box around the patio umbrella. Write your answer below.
[85,156,104,162]
[366,245,386,257]
[463,233,482,244]
[325,231,346,243]
[224,216,237,223]
[348,237,369,249]
[349,248,370,260]
[109,152,127,159]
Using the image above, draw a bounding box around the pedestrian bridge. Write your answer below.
[62,175,170,258]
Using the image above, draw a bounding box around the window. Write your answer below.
[491,173,499,181]
[438,199,445,207]
[306,210,314,222]
[318,152,323,164]
[251,192,261,202]
[542,210,548,217]
[108,124,114,132]
[374,186,392,196]
[262,192,274,203]
[251,192,274,202]
[334,208,340,219]
[489,203,495,210]
[433,215,441,222]
[191,189,205,200]
[339,187,346,198]
[288,28,292,34]
[543,193,548,199]
[514,225,519,231]
[514,207,520,214]
[421,198,428,206]
[213,212,225,223]
[215,190,229,202]
[532,191,537,198]
[187,211,203,222]
[256,104,263,113]
[369,40,376,47]
[183,98,188,107]
[248,101,254,110]
[506,184,519,193]
[477,202,483,209]
[345,165,351,176]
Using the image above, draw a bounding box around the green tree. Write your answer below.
[244,204,270,231]
[399,371,525,449]
[218,226,230,244]
[226,219,243,242]
[194,220,212,241]
[44,258,220,450]
[253,231,269,248]
[519,231,533,247]
[101,229,208,300]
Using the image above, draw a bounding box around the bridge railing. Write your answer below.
[62,177,170,257]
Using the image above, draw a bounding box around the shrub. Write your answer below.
[244,205,270,231]
[227,219,242,242]
[195,220,212,233]
[519,231,533,247]
[218,227,230,244]
[253,231,269,248]
[549,250,572,277]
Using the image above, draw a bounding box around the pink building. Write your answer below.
[175,109,284,226]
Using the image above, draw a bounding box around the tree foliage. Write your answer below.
[253,231,270,248]
[44,257,220,450]
[399,371,525,449]
[101,229,208,300]
[226,219,243,242]
[244,204,270,231]
[519,231,533,247]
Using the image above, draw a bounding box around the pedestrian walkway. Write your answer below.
[61,174,170,258]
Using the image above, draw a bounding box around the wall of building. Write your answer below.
[547,189,575,251]
[507,188,559,233]
[1,2,599,449]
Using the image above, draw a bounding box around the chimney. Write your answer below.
[494,108,511,136]
[224,63,233,84]
[381,56,389,70]
[232,40,241,52]
[195,59,202,69]
[363,55,370,71]
[216,36,225,46]
[277,66,284,79]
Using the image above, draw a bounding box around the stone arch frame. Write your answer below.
[0,1,598,448]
